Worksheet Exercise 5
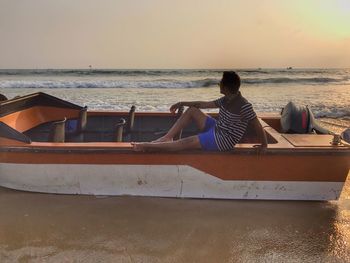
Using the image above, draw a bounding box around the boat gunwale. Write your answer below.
[0,143,349,156]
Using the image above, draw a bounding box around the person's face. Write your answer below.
[218,80,224,94]
[218,80,228,95]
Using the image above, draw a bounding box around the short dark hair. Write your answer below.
[222,71,241,93]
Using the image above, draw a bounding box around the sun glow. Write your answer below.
[325,3,350,37]
[337,0,350,12]
[1,0,350,68]
[293,0,350,38]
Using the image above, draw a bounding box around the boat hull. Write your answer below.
[0,93,349,201]
[0,162,345,201]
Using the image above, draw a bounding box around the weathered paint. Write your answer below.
[0,150,349,182]
[0,163,344,200]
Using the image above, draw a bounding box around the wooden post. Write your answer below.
[128,105,136,132]
[116,118,126,142]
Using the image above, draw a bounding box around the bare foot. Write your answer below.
[152,136,173,143]
[131,142,145,152]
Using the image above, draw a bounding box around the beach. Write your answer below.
[0,68,349,262]
[0,174,349,262]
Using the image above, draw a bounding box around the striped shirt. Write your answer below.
[213,92,257,151]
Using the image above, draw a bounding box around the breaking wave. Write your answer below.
[0,76,349,89]
[0,78,219,89]
[244,77,349,84]
[0,69,221,77]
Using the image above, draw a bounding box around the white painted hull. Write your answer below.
[0,163,344,200]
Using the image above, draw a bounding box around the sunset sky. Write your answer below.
[0,0,349,69]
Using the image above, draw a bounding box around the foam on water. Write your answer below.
[0,68,349,120]
[0,76,348,90]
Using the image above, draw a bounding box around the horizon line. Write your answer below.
[0,67,349,70]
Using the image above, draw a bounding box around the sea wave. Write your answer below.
[0,79,219,89]
[244,77,349,84]
[313,108,350,119]
[1,76,348,89]
[0,69,220,77]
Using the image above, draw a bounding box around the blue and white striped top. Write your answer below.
[213,92,257,151]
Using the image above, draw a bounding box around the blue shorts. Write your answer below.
[198,116,219,151]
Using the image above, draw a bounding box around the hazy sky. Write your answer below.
[0,0,349,69]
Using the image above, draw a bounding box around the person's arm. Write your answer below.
[251,117,268,152]
[170,100,217,113]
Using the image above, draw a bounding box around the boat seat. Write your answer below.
[48,117,67,142]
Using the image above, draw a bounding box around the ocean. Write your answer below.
[1,68,349,133]
[0,68,349,262]
[0,69,349,113]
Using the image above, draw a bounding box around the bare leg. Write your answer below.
[155,107,208,142]
[133,135,201,152]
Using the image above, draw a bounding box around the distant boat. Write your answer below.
[287,67,293,70]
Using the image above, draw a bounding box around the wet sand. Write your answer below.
[0,175,349,263]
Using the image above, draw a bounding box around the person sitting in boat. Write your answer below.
[132,71,267,152]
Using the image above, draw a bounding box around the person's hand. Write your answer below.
[253,144,267,155]
[170,102,182,113]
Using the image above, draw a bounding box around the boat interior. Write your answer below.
[23,107,281,144]
[0,92,347,150]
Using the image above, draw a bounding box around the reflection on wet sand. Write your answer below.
[0,175,349,262]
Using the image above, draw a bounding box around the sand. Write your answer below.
[0,174,349,263]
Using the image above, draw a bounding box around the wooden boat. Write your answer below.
[0,92,349,200]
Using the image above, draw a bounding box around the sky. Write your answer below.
[0,0,349,69]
